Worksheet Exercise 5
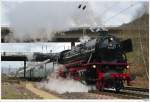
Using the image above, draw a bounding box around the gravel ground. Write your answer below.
[60,92,117,99]
[35,81,117,99]
[36,86,117,99]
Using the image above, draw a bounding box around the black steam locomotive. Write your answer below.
[33,31,133,92]
[57,31,133,92]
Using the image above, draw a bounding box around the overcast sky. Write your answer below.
[1,0,147,26]
[1,43,71,53]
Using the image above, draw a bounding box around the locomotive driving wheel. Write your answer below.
[96,80,104,91]
[114,79,124,92]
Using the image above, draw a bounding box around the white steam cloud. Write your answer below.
[79,35,91,43]
[37,64,91,94]
[6,1,101,42]
[2,1,148,42]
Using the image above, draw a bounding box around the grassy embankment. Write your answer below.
[116,14,149,88]
[1,74,42,99]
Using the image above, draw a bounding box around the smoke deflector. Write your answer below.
[121,39,133,53]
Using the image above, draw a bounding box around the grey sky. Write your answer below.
[1,43,71,53]
[1,1,146,26]
[1,61,24,69]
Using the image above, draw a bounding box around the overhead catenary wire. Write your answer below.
[88,2,119,31]
[102,2,140,25]
[97,2,119,18]
[82,2,140,30]
[85,2,140,29]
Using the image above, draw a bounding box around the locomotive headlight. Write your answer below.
[92,65,96,68]
[110,37,113,41]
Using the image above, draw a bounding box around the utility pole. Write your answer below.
[9,65,11,74]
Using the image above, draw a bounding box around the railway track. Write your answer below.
[89,87,149,99]
[124,87,149,92]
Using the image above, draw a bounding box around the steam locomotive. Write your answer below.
[33,31,133,92]
[57,31,133,92]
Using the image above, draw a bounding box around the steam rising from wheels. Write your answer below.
[37,64,91,94]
